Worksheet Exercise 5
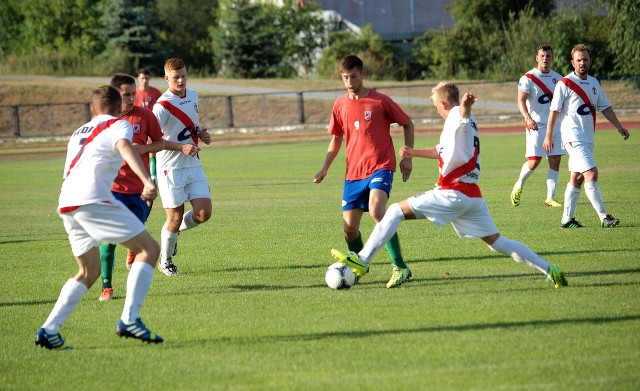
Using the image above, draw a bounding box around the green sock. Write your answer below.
[99,243,116,289]
[385,232,407,269]
[346,232,364,253]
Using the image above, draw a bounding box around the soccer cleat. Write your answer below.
[126,251,135,270]
[544,198,562,207]
[158,258,180,276]
[330,249,369,277]
[511,186,522,206]
[560,218,584,228]
[116,318,163,344]
[98,287,113,301]
[34,328,67,350]
[601,214,620,228]
[386,267,412,288]
[546,264,568,288]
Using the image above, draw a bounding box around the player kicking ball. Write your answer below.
[332,82,568,288]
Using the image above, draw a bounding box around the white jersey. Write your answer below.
[550,72,611,144]
[58,114,132,210]
[518,68,562,124]
[436,106,482,198]
[153,88,202,170]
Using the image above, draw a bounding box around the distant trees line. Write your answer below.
[0,0,637,84]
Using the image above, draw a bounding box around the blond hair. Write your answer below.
[430,82,460,105]
[571,44,591,60]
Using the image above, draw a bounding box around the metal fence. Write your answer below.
[2,81,637,140]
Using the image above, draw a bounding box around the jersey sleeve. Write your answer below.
[327,101,344,136]
[382,95,410,126]
[549,82,567,112]
[594,80,612,112]
[112,119,133,148]
[152,102,170,129]
[517,75,531,94]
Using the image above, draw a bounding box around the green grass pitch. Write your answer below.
[0,129,639,390]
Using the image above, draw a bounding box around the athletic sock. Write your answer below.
[346,232,363,253]
[121,262,155,323]
[562,184,581,224]
[488,236,549,274]
[99,243,116,289]
[584,181,607,220]
[42,278,88,335]
[179,210,199,232]
[546,168,559,200]
[160,226,179,263]
[359,203,405,263]
[515,162,534,188]
[385,232,407,269]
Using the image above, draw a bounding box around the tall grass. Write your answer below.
[0,130,638,390]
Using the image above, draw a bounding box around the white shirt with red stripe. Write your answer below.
[518,68,562,124]
[550,72,611,144]
[153,88,202,170]
[58,114,133,212]
[436,106,482,198]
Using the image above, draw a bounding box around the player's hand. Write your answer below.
[399,157,412,182]
[399,146,414,158]
[543,137,553,153]
[313,169,327,184]
[181,144,200,157]
[618,127,630,140]
[199,128,212,145]
[525,118,538,131]
[141,182,157,201]
[461,92,478,108]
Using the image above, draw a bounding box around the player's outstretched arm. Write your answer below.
[400,145,438,159]
[460,92,478,118]
[116,138,157,201]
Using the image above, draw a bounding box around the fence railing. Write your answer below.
[2,81,637,139]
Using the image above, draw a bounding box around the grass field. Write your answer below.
[0,129,639,390]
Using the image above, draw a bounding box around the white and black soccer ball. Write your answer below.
[325,262,358,290]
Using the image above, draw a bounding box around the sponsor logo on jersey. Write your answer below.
[133,124,141,133]
[364,111,371,120]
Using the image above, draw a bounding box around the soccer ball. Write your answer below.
[325,262,358,290]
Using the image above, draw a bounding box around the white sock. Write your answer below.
[488,236,550,274]
[584,181,607,220]
[179,210,199,232]
[515,162,534,189]
[546,168,559,200]
[562,184,581,223]
[121,262,155,323]
[42,278,88,334]
[359,203,405,263]
[160,226,179,263]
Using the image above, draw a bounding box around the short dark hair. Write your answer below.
[92,86,122,115]
[138,68,151,76]
[537,44,553,54]
[110,73,136,90]
[339,55,364,73]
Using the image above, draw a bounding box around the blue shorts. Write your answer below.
[342,170,394,212]
[112,192,151,223]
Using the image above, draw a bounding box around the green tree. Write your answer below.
[598,0,640,84]
[449,0,554,29]
[156,0,217,75]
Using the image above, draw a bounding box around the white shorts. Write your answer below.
[564,141,596,173]
[158,166,211,208]
[407,189,499,239]
[525,122,565,158]
[60,202,145,257]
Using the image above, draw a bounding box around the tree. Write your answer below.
[449,0,554,29]
[598,0,640,84]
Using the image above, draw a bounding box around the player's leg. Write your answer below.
[561,142,591,227]
[98,243,116,301]
[545,154,562,207]
[342,208,364,251]
[340,177,367,252]
[183,167,212,231]
[512,128,543,206]
[117,230,163,343]
[157,168,188,275]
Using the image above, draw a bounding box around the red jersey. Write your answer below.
[134,86,162,109]
[112,106,164,194]
[328,89,410,180]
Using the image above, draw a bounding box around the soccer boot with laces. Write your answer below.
[560,218,584,228]
[35,328,67,350]
[98,287,113,301]
[116,318,163,344]
[158,257,180,276]
[546,264,568,288]
[601,214,620,228]
[544,198,562,207]
[386,266,412,288]
[330,249,369,277]
[511,186,522,206]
